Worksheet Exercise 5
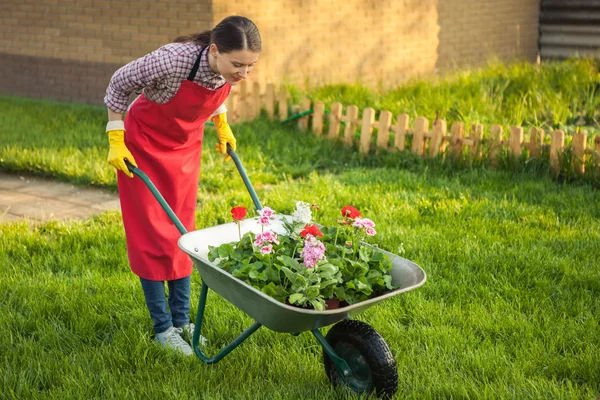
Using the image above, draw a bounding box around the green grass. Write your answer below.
[287,58,600,136]
[2,67,600,398]
[2,167,600,399]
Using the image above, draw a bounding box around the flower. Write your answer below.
[209,201,397,311]
[341,205,361,219]
[254,231,280,246]
[292,201,312,224]
[258,207,276,227]
[300,224,323,238]
[301,234,326,268]
[231,206,247,221]
[260,244,273,255]
[260,207,275,218]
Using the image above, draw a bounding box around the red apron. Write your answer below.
[119,48,231,281]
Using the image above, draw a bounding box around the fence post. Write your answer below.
[360,108,376,154]
[328,102,343,140]
[550,129,565,176]
[429,119,446,158]
[226,91,238,124]
[393,114,409,151]
[489,125,503,167]
[529,127,544,158]
[312,101,325,136]
[376,110,393,152]
[509,126,524,167]
[572,131,587,175]
[278,86,288,121]
[471,123,484,158]
[343,105,359,147]
[450,122,464,160]
[238,80,248,122]
[265,83,275,119]
[595,135,600,171]
[411,117,429,155]
[298,98,311,131]
[252,82,261,119]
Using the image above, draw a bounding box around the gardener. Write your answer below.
[103,16,261,356]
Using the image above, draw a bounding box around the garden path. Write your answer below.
[0,172,119,223]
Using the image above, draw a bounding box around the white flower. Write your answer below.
[292,201,312,224]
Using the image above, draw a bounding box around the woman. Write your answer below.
[103,16,261,355]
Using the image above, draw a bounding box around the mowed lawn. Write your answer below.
[1,84,600,399]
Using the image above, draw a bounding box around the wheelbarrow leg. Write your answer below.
[192,281,262,364]
[312,329,352,380]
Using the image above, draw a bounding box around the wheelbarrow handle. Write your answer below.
[123,145,262,236]
[226,145,263,211]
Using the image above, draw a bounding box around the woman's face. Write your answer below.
[210,44,260,86]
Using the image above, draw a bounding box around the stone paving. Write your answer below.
[0,172,120,223]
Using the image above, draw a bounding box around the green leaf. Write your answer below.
[359,246,372,262]
[310,299,326,311]
[306,285,320,298]
[281,267,299,285]
[207,245,220,262]
[261,283,277,297]
[288,293,305,304]
[384,274,395,290]
[218,243,235,258]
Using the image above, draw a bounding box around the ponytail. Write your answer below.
[173,30,211,46]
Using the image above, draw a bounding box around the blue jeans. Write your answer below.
[139,276,191,334]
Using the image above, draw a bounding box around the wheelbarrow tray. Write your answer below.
[179,215,426,333]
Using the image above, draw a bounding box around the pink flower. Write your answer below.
[352,218,375,229]
[301,234,326,268]
[260,244,273,255]
[258,207,276,227]
[365,227,376,236]
[255,231,280,246]
[259,207,275,218]
[259,216,271,226]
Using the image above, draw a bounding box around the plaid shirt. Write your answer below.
[104,42,227,114]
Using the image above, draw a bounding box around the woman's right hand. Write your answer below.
[106,125,137,178]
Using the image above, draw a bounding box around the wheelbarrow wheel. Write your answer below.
[322,319,398,399]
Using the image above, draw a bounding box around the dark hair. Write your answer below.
[174,16,261,53]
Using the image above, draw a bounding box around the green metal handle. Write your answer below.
[124,146,262,235]
[226,145,263,211]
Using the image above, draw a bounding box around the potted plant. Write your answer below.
[207,202,397,311]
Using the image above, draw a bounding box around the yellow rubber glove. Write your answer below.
[106,126,137,178]
[212,113,236,162]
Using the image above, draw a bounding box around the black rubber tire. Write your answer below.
[322,319,398,399]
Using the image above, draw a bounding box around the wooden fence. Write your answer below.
[226,81,600,177]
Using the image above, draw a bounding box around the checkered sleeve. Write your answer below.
[104,47,176,113]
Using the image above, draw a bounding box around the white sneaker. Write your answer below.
[178,323,208,347]
[155,326,193,356]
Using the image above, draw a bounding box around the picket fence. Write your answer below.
[226,81,600,177]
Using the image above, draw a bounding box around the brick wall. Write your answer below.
[0,0,540,106]
[211,0,440,87]
[437,0,540,71]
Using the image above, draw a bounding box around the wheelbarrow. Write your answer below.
[125,148,426,398]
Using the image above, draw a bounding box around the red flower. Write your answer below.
[300,224,323,238]
[231,206,247,221]
[341,205,361,219]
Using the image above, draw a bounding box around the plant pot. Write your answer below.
[325,298,340,310]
